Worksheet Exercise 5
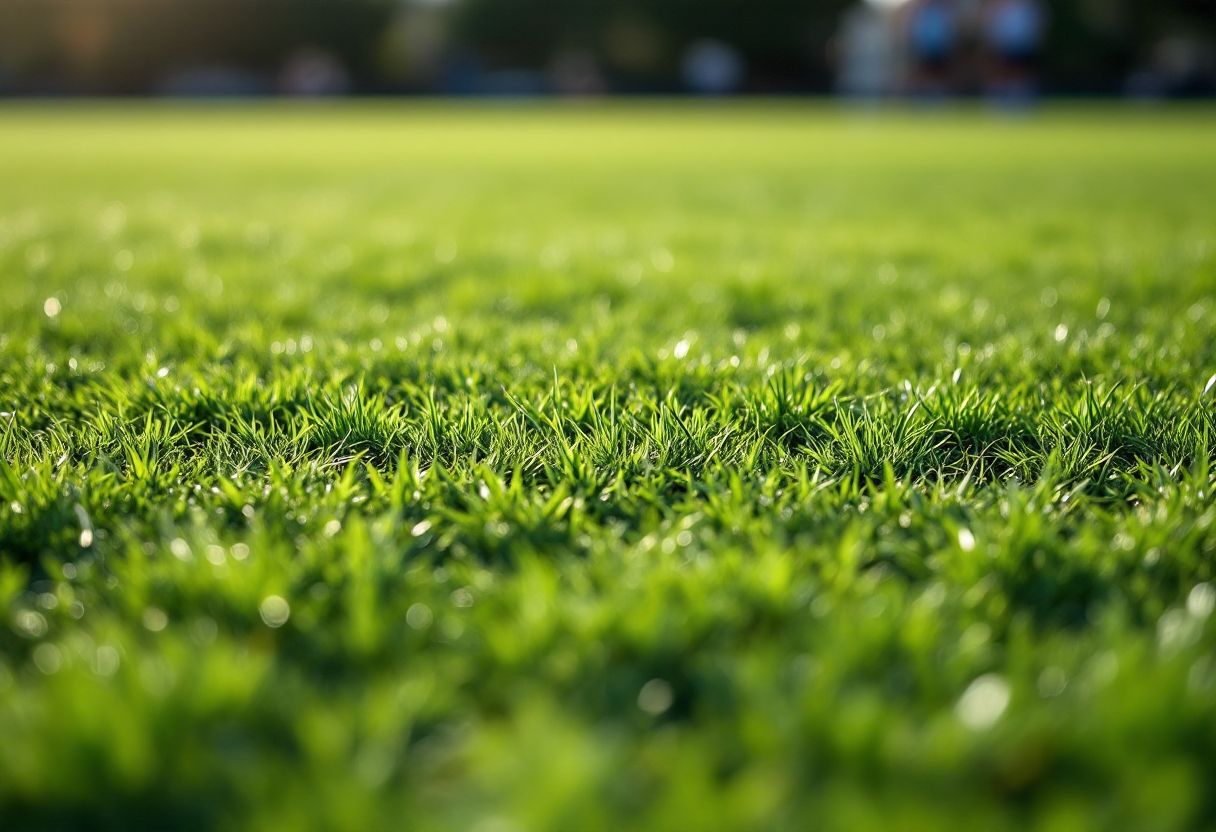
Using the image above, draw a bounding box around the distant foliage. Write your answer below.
[0,0,393,93]
[0,0,1212,93]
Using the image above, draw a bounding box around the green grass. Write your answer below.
[1,102,1215,831]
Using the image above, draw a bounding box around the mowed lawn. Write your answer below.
[1,103,1215,831]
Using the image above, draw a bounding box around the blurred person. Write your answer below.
[279,48,350,96]
[982,0,1043,105]
[1130,36,1216,99]
[903,0,959,97]
[681,39,744,95]
[831,1,901,100]
[549,49,607,96]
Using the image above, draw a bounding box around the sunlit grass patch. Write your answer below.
[0,103,1215,831]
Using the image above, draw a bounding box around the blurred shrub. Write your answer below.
[447,0,851,91]
[0,0,393,94]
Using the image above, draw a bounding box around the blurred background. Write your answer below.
[0,0,1211,99]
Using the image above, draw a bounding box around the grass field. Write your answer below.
[1,103,1215,831]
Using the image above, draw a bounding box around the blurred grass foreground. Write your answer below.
[1,103,1216,830]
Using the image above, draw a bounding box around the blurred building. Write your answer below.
[831,1,901,99]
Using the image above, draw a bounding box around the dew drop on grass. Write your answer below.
[94,645,120,677]
[32,644,61,675]
[956,674,1009,730]
[43,297,60,317]
[638,678,674,715]
[99,202,126,237]
[1187,583,1215,619]
[14,610,47,638]
[958,528,976,552]
[960,622,991,651]
[1037,666,1067,698]
[260,596,290,628]
[143,607,168,632]
[1188,657,1215,692]
[406,603,433,630]
[190,617,218,645]
[170,538,192,561]
[440,618,464,642]
[650,248,674,272]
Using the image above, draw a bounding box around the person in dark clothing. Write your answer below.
[983,0,1044,103]
[905,0,959,97]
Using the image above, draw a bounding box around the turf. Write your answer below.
[1,103,1215,831]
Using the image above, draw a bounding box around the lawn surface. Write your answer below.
[1,103,1215,831]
